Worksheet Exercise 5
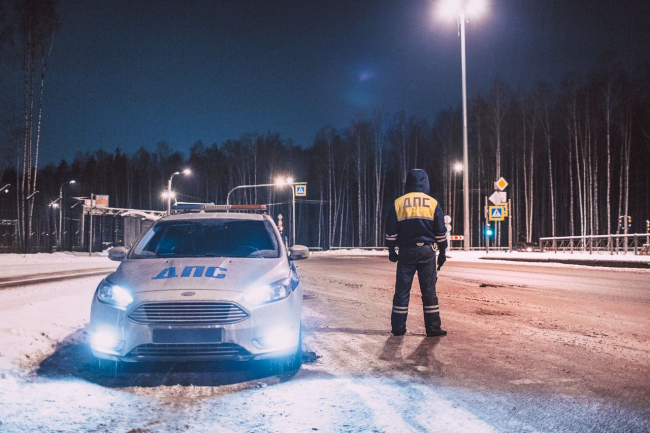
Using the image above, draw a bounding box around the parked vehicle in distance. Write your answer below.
[514,242,541,252]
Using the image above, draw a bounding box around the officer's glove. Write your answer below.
[389,249,399,263]
[437,252,446,270]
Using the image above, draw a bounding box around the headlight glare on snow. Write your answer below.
[246,279,292,305]
[97,280,133,310]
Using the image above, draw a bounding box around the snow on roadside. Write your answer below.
[0,252,116,278]
[0,251,110,265]
[0,275,103,375]
[312,248,650,265]
[314,248,387,256]
[447,250,650,263]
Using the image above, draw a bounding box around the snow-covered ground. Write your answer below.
[1,252,116,278]
[0,254,116,375]
[314,248,650,266]
[0,255,648,431]
[0,275,105,375]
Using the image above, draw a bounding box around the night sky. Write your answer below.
[2,0,649,164]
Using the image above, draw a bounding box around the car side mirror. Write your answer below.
[288,245,309,261]
[108,246,128,262]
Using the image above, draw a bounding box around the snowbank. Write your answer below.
[313,248,387,256]
[312,248,650,269]
[0,275,104,375]
[0,252,116,278]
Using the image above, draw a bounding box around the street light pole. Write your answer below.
[226,179,305,245]
[58,180,75,250]
[167,173,178,216]
[291,184,296,246]
[167,169,191,215]
[438,0,486,250]
[460,11,470,251]
[226,183,277,206]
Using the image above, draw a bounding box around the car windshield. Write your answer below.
[130,218,280,259]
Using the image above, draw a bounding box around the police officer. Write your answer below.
[385,169,448,337]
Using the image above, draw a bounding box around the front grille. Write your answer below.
[128,302,249,325]
[128,343,249,358]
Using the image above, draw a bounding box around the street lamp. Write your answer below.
[437,0,487,251]
[58,180,75,250]
[453,162,463,173]
[167,169,191,215]
[226,177,305,245]
[0,184,9,194]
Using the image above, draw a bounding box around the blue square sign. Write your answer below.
[295,185,306,197]
[489,205,505,221]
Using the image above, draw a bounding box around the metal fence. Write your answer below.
[539,234,650,255]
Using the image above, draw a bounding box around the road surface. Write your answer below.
[0,255,648,432]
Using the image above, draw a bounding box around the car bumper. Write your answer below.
[89,287,302,363]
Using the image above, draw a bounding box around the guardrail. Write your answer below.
[539,234,650,255]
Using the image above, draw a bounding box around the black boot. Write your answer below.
[391,305,408,336]
[424,306,446,337]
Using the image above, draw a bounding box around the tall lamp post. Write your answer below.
[438,0,487,251]
[167,169,191,215]
[58,180,75,250]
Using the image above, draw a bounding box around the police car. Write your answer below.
[90,204,308,370]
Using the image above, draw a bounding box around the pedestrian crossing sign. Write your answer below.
[295,185,307,197]
[489,206,505,221]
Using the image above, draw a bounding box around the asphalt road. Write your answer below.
[0,256,648,432]
[297,256,650,432]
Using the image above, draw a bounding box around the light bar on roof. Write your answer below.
[171,203,267,212]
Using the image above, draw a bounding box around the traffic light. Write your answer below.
[628,216,632,224]
[646,220,649,229]
[485,226,493,237]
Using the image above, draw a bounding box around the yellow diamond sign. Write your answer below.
[496,177,508,191]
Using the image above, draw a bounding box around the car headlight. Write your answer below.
[96,280,133,310]
[246,278,292,305]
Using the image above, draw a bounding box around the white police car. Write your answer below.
[90,204,308,369]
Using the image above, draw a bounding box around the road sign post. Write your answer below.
[508,198,512,252]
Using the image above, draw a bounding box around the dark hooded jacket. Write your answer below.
[385,169,448,251]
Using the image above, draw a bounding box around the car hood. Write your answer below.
[107,257,289,294]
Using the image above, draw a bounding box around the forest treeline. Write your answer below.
[2,59,650,249]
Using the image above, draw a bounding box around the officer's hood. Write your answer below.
[405,169,430,194]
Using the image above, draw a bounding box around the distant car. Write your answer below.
[514,242,540,252]
[90,205,308,371]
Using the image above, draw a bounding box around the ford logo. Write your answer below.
[181,291,196,297]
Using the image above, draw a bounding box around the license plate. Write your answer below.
[152,328,223,344]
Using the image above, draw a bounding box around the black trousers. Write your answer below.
[391,245,441,333]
